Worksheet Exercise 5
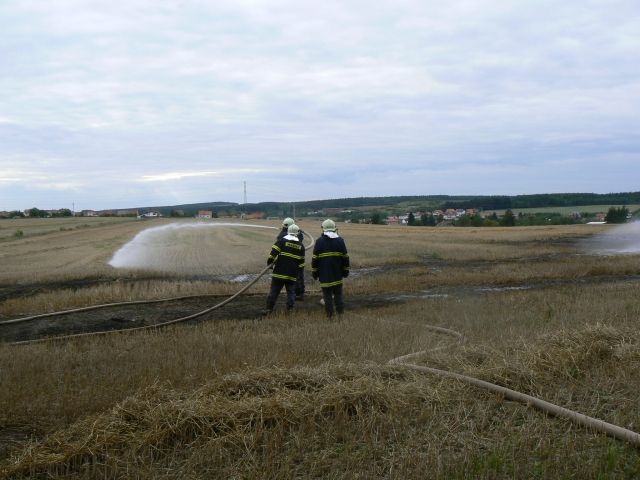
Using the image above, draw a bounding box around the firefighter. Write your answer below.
[276,217,306,300]
[311,219,350,317]
[263,224,305,315]
[277,217,295,240]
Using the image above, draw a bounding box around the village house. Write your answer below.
[81,210,98,217]
[243,211,265,220]
[197,210,213,219]
[443,209,457,220]
[117,209,139,217]
[321,208,344,216]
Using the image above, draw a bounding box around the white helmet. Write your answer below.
[282,217,294,228]
[321,219,336,232]
[287,224,300,235]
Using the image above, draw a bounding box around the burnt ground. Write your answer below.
[3,270,640,344]
[1,237,638,345]
[0,426,38,460]
[0,292,399,344]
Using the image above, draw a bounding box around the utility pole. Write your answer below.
[242,181,247,220]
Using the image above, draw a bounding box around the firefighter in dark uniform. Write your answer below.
[277,217,295,240]
[276,217,306,300]
[263,224,305,315]
[311,219,350,317]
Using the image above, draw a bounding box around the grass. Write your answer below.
[1,221,640,478]
[484,204,640,216]
[0,217,137,242]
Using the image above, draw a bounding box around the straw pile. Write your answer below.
[2,324,639,478]
[1,365,432,479]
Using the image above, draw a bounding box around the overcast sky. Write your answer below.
[1,0,639,211]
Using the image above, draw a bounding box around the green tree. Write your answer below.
[407,212,417,226]
[371,212,384,225]
[605,206,629,224]
[52,208,73,217]
[500,209,516,227]
[421,213,436,226]
[27,207,48,218]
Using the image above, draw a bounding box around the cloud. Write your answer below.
[139,168,270,182]
[1,0,639,210]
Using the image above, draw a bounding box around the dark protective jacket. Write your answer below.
[311,233,350,288]
[277,228,304,244]
[267,235,305,282]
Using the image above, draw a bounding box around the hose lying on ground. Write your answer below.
[6,232,315,345]
[9,264,272,346]
[386,320,640,448]
[8,229,638,450]
[0,292,263,325]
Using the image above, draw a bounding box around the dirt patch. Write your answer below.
[6,272,640,344]
[0,425,39,461]
[0,292,394,344]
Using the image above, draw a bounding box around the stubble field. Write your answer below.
[1,218,640,478]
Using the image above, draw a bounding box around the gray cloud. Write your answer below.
[1,0,639,210]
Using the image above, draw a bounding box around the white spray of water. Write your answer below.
[108,222,277,272]
[580,221,640,255]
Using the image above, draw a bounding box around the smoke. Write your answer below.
[580,222,640,255]
[109,222,277,273]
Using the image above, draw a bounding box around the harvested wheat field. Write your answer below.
[1,218,640,478]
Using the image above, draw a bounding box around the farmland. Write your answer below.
[483,204,640,217]
[1,218,640,478]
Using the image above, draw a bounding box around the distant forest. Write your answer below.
[147,192,640,218]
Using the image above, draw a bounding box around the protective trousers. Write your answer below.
[266,278,296,312]
[295,269,305,299]
[321,284,344,317]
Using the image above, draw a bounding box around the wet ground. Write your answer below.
[2,235,639,345]
[0,292,399,344]
[3,268,640,344]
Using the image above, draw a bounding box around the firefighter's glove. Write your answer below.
[343,270,349,278]
[312,272,319,280]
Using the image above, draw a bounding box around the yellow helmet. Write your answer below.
[287,224,300,235]
[321,219,336,232]
[282,217,294,228]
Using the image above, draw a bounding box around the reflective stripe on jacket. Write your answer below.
[311,233,349,288]
[268,237,305,282]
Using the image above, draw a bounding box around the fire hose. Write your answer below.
[3,231,640,449]
[5,232,315,345]
[386,321,640,448]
